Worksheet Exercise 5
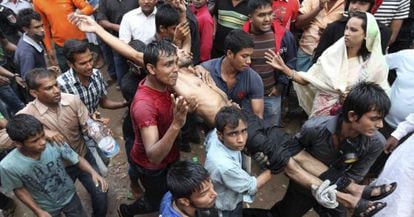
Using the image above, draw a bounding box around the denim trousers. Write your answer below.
[295,48,313,72]
[113,51,129,86]
[126,163,170,215]
[99,41,116,79]
[0,84,24,114]
[65,149,108,217]
[49,193,87,217]
[263,96,282,128]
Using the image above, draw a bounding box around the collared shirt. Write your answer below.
[15,33,47,80]
[57,68,107,114]
[95,0,138,36]
[201,57,264,113]
[298,0,344,54]
[1,0,32,14]
[204,129,257,211]
[119,7,156,44]
[293,116,385,182]
[0,93,90,156]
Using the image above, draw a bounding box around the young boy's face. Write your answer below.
[189,179,217,209]
[349,110,384,137]
[218,119,248,151]
[22,131,47,154]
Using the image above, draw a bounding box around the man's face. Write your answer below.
[218,119,248,151]
[227,48,254,71]
[30,76,61,107]
[68,49,94,78]
[160,25,178,40]
[25,19,45,41]
[250,5,274,33]
[147,53,179,87]
[139,0,157,15]
[189,179,217,209]
[22,131,47,155]
[348,1,371,12]
[193,0,208,8]
[349,110,384,137]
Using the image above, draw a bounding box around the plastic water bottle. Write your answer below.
[86,118,119,158]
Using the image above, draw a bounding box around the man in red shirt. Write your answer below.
[118,40,191,217]
[191,0,214,62]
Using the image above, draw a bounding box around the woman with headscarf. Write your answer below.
[265,11,389,117]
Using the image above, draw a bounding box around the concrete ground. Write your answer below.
[1,66,317,217]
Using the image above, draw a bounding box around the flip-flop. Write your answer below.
[352,199,387,217]
[362,182,397,201]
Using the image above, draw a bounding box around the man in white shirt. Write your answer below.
[1,0,31,14]
[119,0,157,44]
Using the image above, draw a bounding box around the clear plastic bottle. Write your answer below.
[86,118,119,158]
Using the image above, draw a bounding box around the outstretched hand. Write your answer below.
[264,49,287,71]
[68,13,99,33]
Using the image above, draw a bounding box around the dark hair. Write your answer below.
[17,8,41,29]
[6,114,44,143]
[128,39,148,76]
[248,0,272,14]
[345,0,375,13]
[224,30,254,55]
[156,4,180,33]
[348,11,370,60]
[129,39,147,53]
[215,106,247,133]
[144,39,177,67]
[26,68,56,90]
[167,161,210,199]
[339,82,390,122]
[63,39,90,63]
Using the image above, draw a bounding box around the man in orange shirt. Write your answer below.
[33,0,94,72]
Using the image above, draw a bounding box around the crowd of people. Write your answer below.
[0,0,413,216]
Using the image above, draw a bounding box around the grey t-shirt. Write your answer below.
[0,142,79,212]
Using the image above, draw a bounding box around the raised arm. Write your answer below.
[68,14,144,66]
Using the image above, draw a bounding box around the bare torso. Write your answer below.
[173,68,231,126]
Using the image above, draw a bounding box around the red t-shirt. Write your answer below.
[130,79,179,170]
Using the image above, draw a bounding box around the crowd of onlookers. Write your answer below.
[0,0,413,216]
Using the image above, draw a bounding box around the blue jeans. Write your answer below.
[295,48,313,72]
[0,85,24,114]
[65,150,108,217]
[49,193,87,217]
[54,44,70,73]
[220,202,243,217]
[100,42,116,79]
[263,96,282,127]
[113,51,129,86]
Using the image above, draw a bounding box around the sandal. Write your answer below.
[352,199,387,217]
[362,182,397,201]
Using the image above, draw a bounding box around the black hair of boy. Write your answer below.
[155,4,180,33]
[17,8,42,29]
[26,68,56,90]
[63,39,89,63]
[214,106,248,133]
[144,40,177,67]
[224,30,255,54]
[6,114,43,143]
[339,82,391,122]
[247,0,272,14]
[167,161,210,200]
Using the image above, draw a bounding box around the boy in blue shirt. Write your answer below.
[0,114,108,217]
